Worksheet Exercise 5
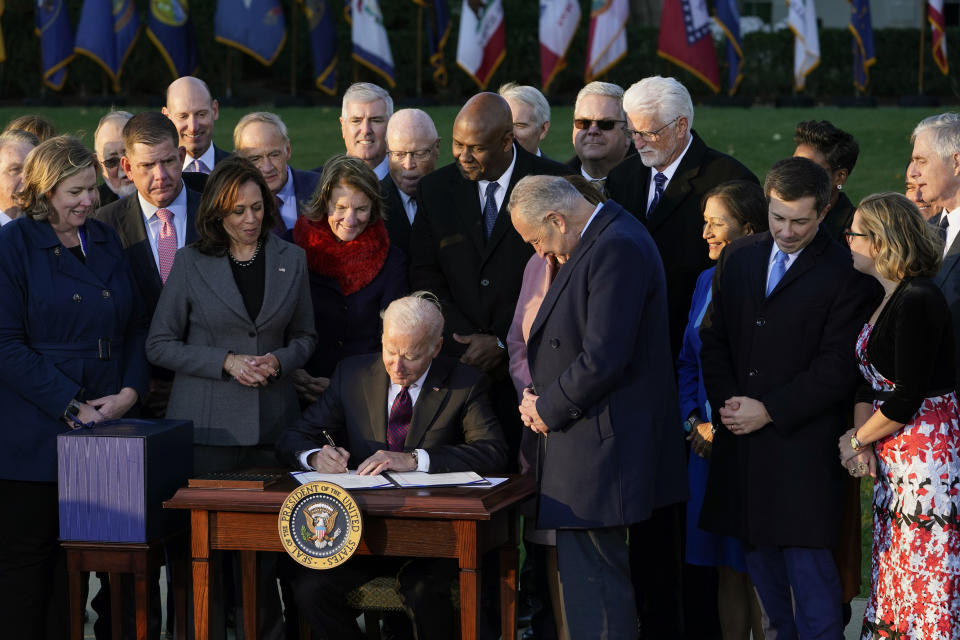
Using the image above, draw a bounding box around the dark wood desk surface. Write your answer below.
[165,472,535,640]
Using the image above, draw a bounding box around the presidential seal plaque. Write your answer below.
[278,481,363,569]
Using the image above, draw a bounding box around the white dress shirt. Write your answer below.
[182,144,216,173]
[0,210,11,226]
[299,365,433,472]
[476,147,518,214]
[943,206,960,256]
[276,167,299,231]
[139,185,188,271]
[373,156,390,181]
[646,135,694,211]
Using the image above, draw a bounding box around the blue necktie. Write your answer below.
[938,214,949,244]
[483,182,500,240]
[648,172,667,217]
[766,250,788,297]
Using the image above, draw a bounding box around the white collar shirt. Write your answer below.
[477,146,518,214]
[182,144,217,173]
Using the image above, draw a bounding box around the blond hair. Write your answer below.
[17,136,98,221]
[856,192,942,280]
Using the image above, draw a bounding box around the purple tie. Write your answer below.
[648,172,667,217]
[387,387,412,452]
[192,158,210,174]
[155,208,177,284]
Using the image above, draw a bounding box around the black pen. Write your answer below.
[322,430,336,448]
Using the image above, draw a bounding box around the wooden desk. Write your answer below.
[165,474,534,640]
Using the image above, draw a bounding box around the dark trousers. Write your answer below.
[629,503,684,637]
[556,527,636,640]
[281,555,459,640]
[744,546,842,640]
[0,480,69,640]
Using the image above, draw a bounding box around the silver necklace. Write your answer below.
[229,239,262,267]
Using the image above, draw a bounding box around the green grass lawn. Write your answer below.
[0,104,946,207]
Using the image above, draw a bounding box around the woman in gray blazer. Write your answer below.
[147,157,317,473]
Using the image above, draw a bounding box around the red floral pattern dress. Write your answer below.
[856,323,960,639]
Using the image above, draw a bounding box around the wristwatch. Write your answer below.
[850,433,863,451]
[409,450,419,468]
[683,415,700,434]
[63,398,81,422]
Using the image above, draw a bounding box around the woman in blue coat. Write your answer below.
[0,136,148,639]
[677,180,767,640]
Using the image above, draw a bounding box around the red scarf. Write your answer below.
[293,217,390,296]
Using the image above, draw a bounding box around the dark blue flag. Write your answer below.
[713,0,743,96]
[35,0,74,91]
[146,0,198,79]
[74,0,141,92]
[418,0,450,87]
[301,0,337,95]
[849,0,875,91]
[214,0,286,66]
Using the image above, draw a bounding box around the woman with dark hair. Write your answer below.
[0,136,148,638]
[839,192,960,639]
[793,120,860,240]
[678,180,768,640]
[147,156,316,471]
[290,154,407,403]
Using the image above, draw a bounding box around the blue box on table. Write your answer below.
[57,419,193,542]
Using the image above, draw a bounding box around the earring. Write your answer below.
[837,184,843,191]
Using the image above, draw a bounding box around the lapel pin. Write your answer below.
[432,386,440,392]
[278,267,286,272]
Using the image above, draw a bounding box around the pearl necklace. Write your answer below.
[229,239,262,267]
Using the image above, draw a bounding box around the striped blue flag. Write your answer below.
[713,0,743,95]
[349,0,394,87]
[35,0,74,91]
[74,0,141,92]
[214,0,286,66]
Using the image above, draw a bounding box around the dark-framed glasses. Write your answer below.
[626,117,679,142]
[844,229,869,244]
[101,156,122,170]
[573,119,625,131]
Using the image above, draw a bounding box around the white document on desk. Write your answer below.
[384,471,490,487]
[291,470,395,489]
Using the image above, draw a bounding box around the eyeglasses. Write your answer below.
[573,119,625,131]
[626,117,679,142]
[387,147,436,162]
[844,229,869,244]
[101,156,122,170]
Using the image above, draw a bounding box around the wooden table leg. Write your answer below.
[110,572,123,640]
[67,565,85,640]
[241,550,258,640]
[500,542,519,640]
[191,510,211,640]
[171,534,189,640]
[134,570,149,640]
[455,520,481,640]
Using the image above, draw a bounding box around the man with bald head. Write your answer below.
[411,92,568,466]
[382,108,439,257]
[0,130,37,225]
[162,76,229,175]
[93,110,136,207]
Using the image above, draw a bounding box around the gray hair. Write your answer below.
[342,82,394,118]
[575,81,626,120]
[233,111,289,149]
[622,76,694,130]
[508,175,581,226]
[93,110,133,146]
[498,82,550,127]
[0,129,40,153]
[912,112,960,163]
[382,291,444,346]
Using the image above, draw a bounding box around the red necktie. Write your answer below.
[387,387,412,452]
[156,208,177,284]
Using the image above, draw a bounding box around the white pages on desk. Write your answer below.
[291,470,395,489]
[385,471,489,488]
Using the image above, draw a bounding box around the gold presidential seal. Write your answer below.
[278,481,363,569]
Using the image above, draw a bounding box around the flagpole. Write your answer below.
[919,2,927,94]
[290,5,298,97]
[416,4,424,98]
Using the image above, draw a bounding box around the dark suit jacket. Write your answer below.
[98,182,119,208]
[276,353,508,475]
[290,167,321,215]
[934,216,960,383]
[699,230,880,548]
[381,175,413,258]
[146,235,317,446]
[605,131,758,359]
[526,201,687,529]
[410,143,569,350]
[94,186,202,315]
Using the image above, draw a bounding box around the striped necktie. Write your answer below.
[156,208,177,284]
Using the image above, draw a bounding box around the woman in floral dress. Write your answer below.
[839,192,960,639]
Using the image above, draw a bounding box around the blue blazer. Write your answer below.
[0,217,149,481]
[526,201,688,529]
[677,267,715,424]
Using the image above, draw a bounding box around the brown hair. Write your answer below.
[855,192,942,280]
[4,115,56,143]
[701,180,769,233]
[16,136,99,222]
[122,111,179,151]
[193,157,277,256]
[307,154,383,223]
